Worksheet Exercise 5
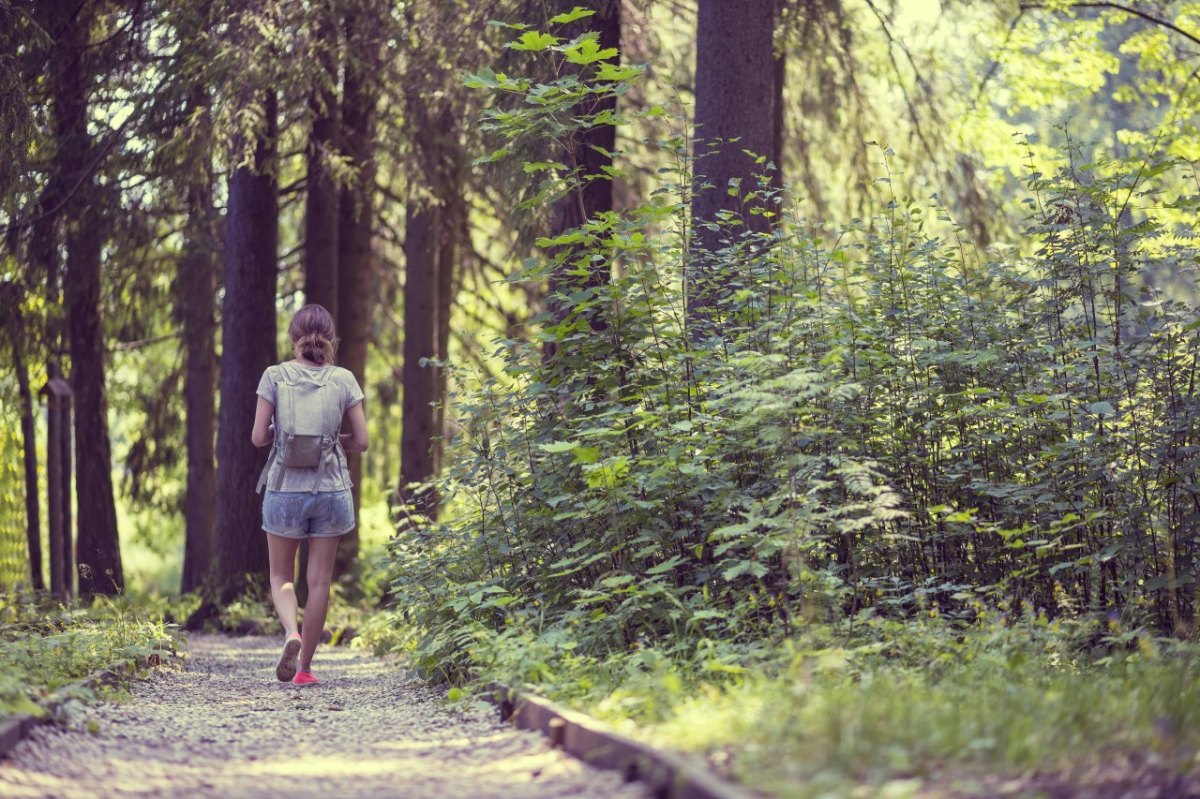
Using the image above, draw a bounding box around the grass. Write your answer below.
[643,639,1199,797]
[0,591,178,721]
[393,608,1200,799]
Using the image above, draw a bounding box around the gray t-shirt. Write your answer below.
[256,362,364,493]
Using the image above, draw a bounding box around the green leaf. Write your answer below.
[472,147,511,166]
[594,63,642,82]
[536,230,589,248]
[562,38,618,65]
[538,440,579,453]
[573,446,601,464]
[549,6,595,25]
[646,555,684,575]
[508,31,560,51]
[462,68,499,89]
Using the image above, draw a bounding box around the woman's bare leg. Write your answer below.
[266,533,301,637]
[298,535,340,672]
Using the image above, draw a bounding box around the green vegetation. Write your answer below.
[3,1,1200,795]
[0,591,178,721]
[357,10,1200,795]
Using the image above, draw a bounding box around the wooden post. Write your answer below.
[40,375,74,599]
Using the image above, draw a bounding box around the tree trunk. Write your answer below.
[400,195,440,521]
[305,1,341,318]
[689,0,777,324]
[771,0,786,198]
[334,4,381,582]
[434,183,458,475]
[52,1,123,598]
[179,92,219,595]
[213,90,278,603]
[6,297,43,592]
[544,0,620,359]
[31,0,74,598]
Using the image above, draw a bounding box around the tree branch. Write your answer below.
[1019,2,1200,48]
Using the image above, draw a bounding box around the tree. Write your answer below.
[53,0,123,597]
[544,0,621,358]
[178,84,219,595]
[335,0,383,577]
[398,4,464,521]
[688,0,778,325]
[2,283,42,591]
[304,0,341,319]
[212,87,278,603]
[399,172,441,521]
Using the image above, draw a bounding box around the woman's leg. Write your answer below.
[298,535,340,672]
[266,533,301,637]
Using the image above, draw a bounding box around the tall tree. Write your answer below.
[688,0,778,324]
[398,5,458,521]
[3,284,42,591]
[52,0,123,597]
[178,83,219,595]
[304,0,341,318]
[335,1,383,575]
[212,88,278,602]
[399,182,440,521]
[544,0,621,358]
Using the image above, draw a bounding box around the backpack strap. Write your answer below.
[256,366,283,495]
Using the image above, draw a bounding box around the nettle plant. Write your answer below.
[386,10,905,682]
[385,12,1200,684]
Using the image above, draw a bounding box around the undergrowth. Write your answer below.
[363,13,1200,797]
[0,590,178,720]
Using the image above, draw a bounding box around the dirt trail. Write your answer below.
[0,635,652,799]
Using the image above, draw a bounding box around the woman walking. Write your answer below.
[250,304,368,686]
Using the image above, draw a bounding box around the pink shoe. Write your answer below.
[276,634,302,682]
[293,670,319,686]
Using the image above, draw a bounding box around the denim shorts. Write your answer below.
[262,489,355,538]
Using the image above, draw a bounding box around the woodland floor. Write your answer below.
[0,635,652,799]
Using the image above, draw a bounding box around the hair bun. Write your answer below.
[288,304,338,364]
[296,332,335,365]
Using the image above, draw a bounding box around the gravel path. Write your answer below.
[0,635,653,799]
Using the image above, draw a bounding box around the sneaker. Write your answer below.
[276,633,302,682]
[293,670,319,686]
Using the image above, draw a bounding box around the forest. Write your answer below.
[2,0,1200,796]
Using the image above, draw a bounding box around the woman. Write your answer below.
[250,304,368,686]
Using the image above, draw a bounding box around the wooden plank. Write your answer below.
[489,684,765,799]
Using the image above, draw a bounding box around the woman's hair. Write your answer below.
[288,304,337,365]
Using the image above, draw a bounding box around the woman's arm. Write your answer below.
[251,397,275,447]
[339,401,369,452]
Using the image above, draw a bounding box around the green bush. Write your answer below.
[379,16,1200,685]
[0,590,177,719]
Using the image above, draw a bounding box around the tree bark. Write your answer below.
[305,1,341,318]
[6,295,43,592]
[334,3,381,583]
[544,0,620,359]
[30,0,74,598]
[179,90,219,595]
[213,90,278,603]
[434,179,458,475]
[771,0,786,198]
[400,194,440,521]
[52,0,123,598]
[689,0,777,324]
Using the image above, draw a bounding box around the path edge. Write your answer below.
[0,641,180,759]
[488,683,766,799]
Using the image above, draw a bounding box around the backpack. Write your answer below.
[256,364,342,494]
